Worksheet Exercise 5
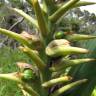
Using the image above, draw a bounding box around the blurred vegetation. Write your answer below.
[0,47,31,96]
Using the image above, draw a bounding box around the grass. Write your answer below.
[0,46,31,96]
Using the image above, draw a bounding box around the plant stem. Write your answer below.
[28,0,49,37]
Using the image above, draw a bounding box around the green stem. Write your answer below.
[50,79,88,96]
[10,8,38,28]
[0,28,31,47]
[19,46,50,95]
[19,46,46,72]
[49,0,79,23]
[42,76,72,88]
[28,0,49,37]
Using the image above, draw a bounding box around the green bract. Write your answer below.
[46,44,89,57]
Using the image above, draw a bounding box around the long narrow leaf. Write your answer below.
[49,0,79,23]
[10,8,38,28]
[0,28,31,47]
[56,1,96,9]
[50,58,96,72]
[46,45,89,57]
[50,79,87,96]
[42,76,72,88]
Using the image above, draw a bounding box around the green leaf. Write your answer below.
[0,28,31,47]
[49,0,80,23]
[42,76,72,88]
[50,79,87,96]
[50,58,96,72]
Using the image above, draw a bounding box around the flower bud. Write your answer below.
[67,34,96,41]
[54,31,73,39]
[22,69,36,80]
[46,39,70,48]
[17,62,38,80]
[51,79,87,96]
[20,31,42,50]
[54,31,65,39]
[50,58,96,71]
[46,39,89,57]
[42,76,72,88]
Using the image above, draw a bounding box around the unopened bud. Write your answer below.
[51,58,96,71]
[67,34,96,41]
[46,40,89,57]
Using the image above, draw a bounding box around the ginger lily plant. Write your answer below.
[0,0,96,96]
